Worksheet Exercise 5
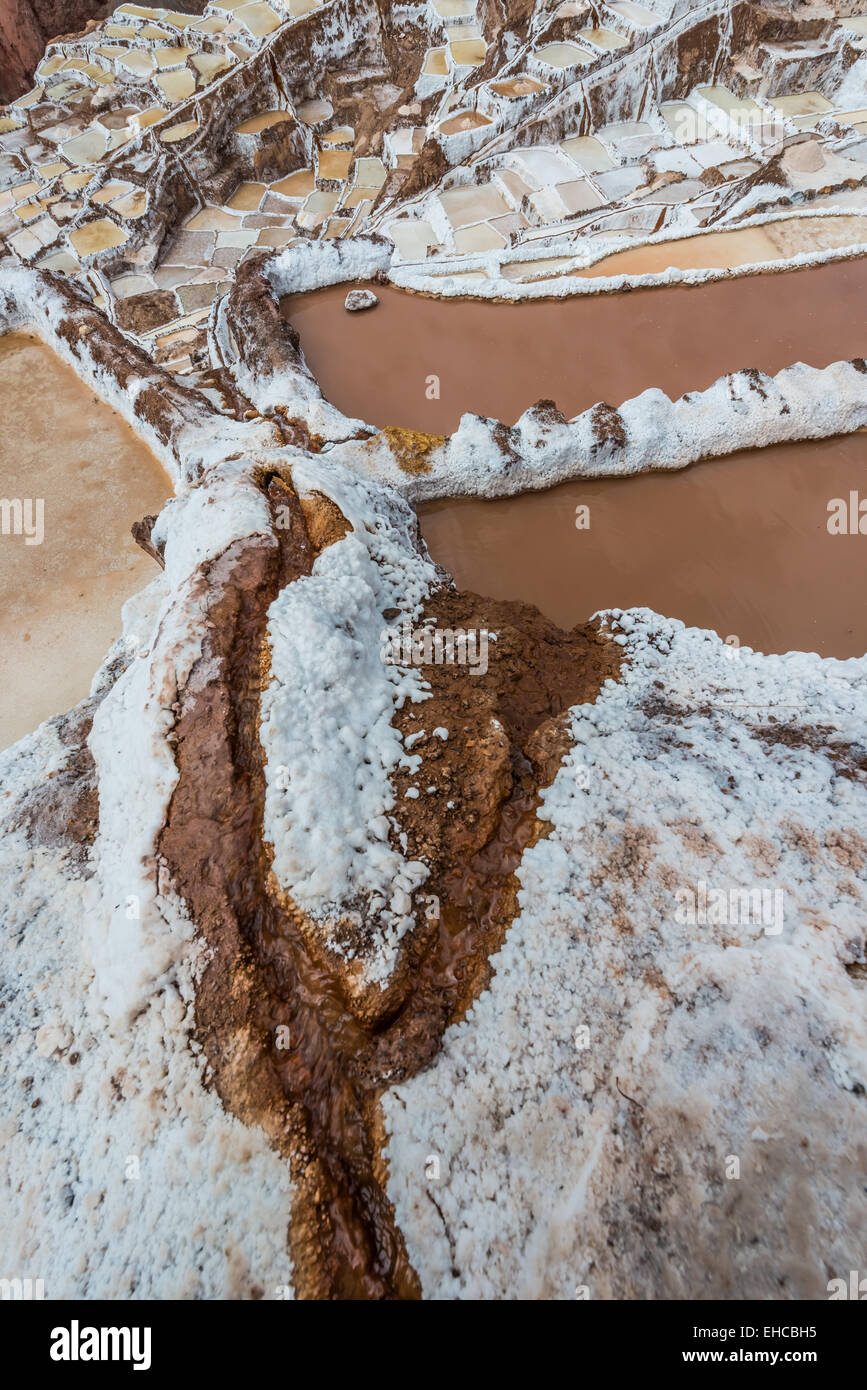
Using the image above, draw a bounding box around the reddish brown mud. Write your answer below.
[156,474,620,1299]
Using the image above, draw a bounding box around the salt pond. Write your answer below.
[420,432,867,658]
[0,333,170,748]
[284,258,866,435]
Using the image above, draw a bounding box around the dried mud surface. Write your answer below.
[0,331,171,747]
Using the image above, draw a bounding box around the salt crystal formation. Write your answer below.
[344,286,377,309]
[0,0,865,1301]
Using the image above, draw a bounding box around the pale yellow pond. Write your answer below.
[0,334,171,748]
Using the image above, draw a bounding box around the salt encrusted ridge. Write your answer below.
[383,610,867,1299]
[261,459,438,985]
[212,237,867,502]
[343,357,867,500]
[0,714,293,1300]
[88,460,274,1023]
[0,262,273,486]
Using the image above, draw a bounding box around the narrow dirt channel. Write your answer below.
[157,474,621,1298]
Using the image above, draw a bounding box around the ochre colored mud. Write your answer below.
[156,474,620,1299]
[0,333,171,748]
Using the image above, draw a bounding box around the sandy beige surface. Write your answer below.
[0,332,170,748]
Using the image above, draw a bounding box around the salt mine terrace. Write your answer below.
[420,431,867,660]
[0,330,170,746]
[283,256,866,435]
[0,0,865,393]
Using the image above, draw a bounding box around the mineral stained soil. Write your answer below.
[0,333,170,747]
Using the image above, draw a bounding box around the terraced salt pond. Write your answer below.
[285,257,866,435]
[285,261,867,655]
[420,432,867,659]
[574,217,867,279]
[0,334,170,748]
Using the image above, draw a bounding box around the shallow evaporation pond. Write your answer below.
[0,334,171,749]
[419,433,867,658]
[574,217,867,279]
[283,258,866,435]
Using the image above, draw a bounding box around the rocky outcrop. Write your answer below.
[0,2,113,103]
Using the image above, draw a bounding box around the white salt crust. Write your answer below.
[383,611,867,1299]
[345,359,867,502]
[0,723,293,1300]
[215,240,867,503]
[0,0,864,1301]
[88,461,273,1024]
[260,458,438,984]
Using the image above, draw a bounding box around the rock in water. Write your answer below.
[345,288,379,312]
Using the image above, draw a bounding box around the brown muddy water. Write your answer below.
[420,432,867,658]
[0,333,171,749]
[284,258,866,435]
